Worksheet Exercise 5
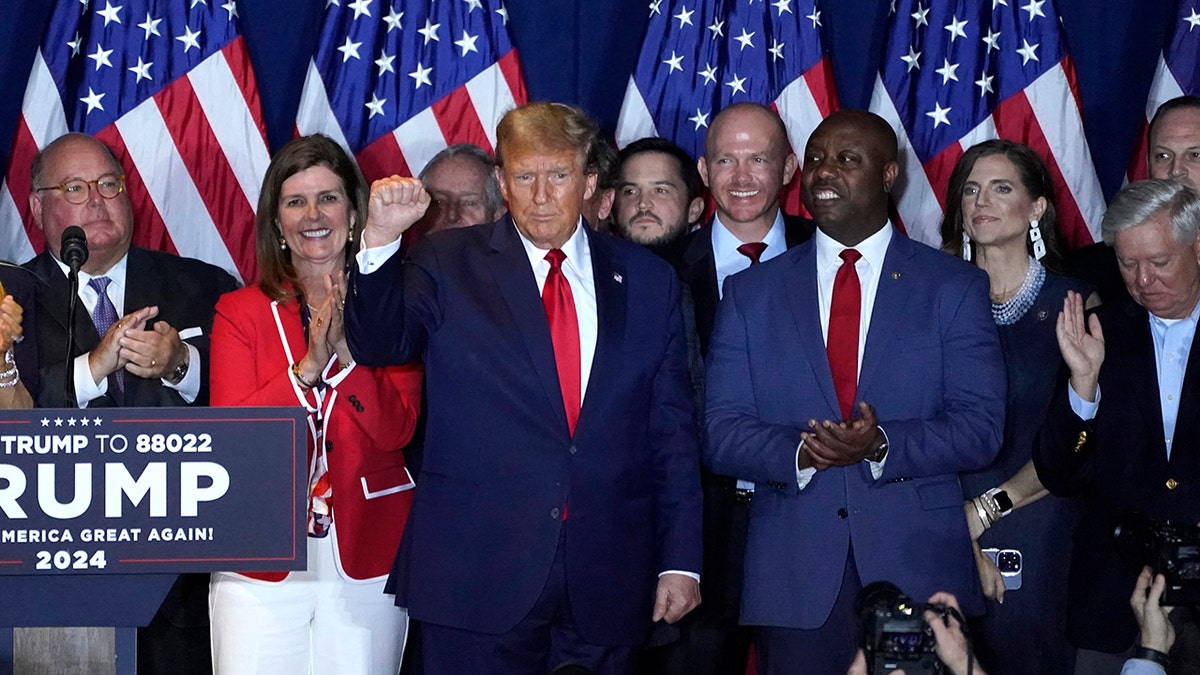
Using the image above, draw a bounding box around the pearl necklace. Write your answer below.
[991,257,1044,326]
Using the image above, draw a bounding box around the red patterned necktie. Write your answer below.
[543,249,581,435]
[827,249,862,421]
[737,241,768,265]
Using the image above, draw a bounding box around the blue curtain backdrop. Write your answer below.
[0,0,1173,201]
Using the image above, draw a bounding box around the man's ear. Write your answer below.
[28,192,44,232]
[782,153,798,185]
[697,157,710,189]
[687,196,705,225]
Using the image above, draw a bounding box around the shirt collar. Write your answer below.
[52,250,129,290]
[712,210,787,262]
[815,221,894,271]
[518,217,591,273]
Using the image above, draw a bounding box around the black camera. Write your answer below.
[1114,513,1200,606]
[857,582,950,675]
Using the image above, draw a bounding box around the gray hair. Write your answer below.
[1102,179,1200,245]
[418,143,504,216]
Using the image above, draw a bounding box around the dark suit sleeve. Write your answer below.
[345,242,441,367]
[873,272,1005,479]
[651,274,704,574]
[704,278,809,485]
[1033,368,1096,496]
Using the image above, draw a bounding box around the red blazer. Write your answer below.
[211,285,422,582]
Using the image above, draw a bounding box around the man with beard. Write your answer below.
[611,137,704,259]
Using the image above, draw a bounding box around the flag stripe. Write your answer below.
[432,87,491,158]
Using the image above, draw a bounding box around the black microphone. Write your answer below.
[60,225,89,273]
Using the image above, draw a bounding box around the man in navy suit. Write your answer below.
[704,109,1005,674]
[1036,178,1200,675]
[345,102,703,674]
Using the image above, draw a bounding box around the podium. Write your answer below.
[0,407,308,674]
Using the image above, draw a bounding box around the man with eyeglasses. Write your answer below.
[21,132,236,673]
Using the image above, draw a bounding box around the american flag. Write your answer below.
[0,0,269,284]
[295,0,527,184]
[615,0,839,216]
[1127,0,1200,182]
[870,0,1105,248]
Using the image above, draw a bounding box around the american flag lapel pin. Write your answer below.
[613,272,623,284]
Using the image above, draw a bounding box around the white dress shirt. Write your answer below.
[796,223,895,488]
[52,254,201,407]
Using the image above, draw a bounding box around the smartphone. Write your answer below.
[982,547,1023,590]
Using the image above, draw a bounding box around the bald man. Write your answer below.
[704,109,1004,674]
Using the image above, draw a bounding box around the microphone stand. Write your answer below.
[64,267,80,409]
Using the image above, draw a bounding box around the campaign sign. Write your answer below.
[0,407,307,575]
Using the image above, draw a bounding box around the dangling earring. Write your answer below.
[279,237,288,251]
[1029,219,1046,261]
[961,231,972,262]
[347,228,355,243]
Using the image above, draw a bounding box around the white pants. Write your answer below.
[209,534,407,675]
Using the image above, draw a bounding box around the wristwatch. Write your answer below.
[984,487,1014,517]
[867,430,889,463]
[166,354,190,385]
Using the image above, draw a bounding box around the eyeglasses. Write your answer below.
[35,175,126,204]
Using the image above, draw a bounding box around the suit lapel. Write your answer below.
[30,252,102,353]
[784,243,841,416]
[1117,303,1172,468]
[857,235,916,404]
[1173,318,1200,467]
[680,225,720,355]
[581,231,625,431]
[484,218,569,431]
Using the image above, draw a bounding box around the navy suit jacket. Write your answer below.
[676,213,815,358]
[1034,299,1200,652]
[704,230,1004,627]
[345,216,703,645]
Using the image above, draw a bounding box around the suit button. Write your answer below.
[1166,478,1179,490]
[837,508,848,519]
[550,507,561,519]
[569,445,578,455]
[325,441,333,453]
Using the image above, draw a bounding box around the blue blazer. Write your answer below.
[345,216,703,645]
[704,230,1005,628]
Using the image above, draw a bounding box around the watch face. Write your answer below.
[993,490,1013,513]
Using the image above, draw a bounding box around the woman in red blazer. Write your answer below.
[209,134,421,674]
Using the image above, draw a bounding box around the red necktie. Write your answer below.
[737,241,768,265]
[827,249,862,421]
[543,249,581,435]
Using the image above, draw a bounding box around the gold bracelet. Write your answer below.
[291,362,320,389]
